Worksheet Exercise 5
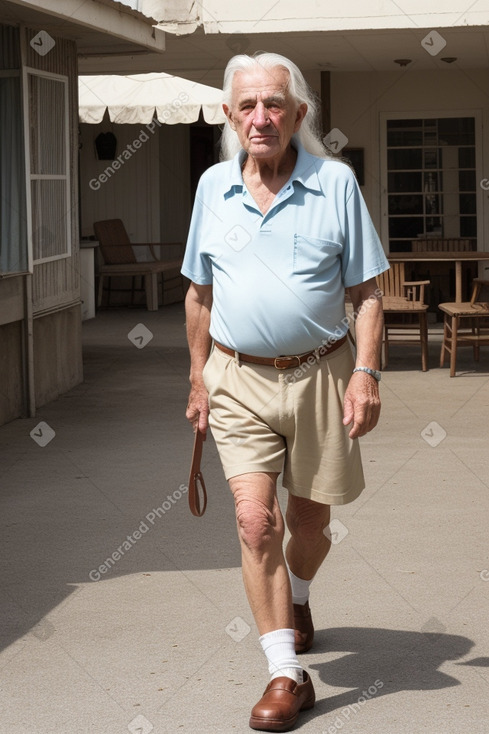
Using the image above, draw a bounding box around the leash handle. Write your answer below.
[188,429,207,517]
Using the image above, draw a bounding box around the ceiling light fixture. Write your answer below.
[394,58,412,67]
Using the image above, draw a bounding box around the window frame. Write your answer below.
[22,66,71,267]
[380,110,484,253]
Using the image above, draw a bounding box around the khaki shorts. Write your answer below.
[202,340,365,505]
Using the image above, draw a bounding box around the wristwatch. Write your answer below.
[353,366,382,382]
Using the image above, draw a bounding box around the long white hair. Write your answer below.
[220,51,332,161]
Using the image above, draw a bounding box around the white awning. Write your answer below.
[78,73,225,125]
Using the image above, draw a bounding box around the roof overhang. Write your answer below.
[0,0,166,57]
[78,24,489,86]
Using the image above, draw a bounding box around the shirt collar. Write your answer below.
[224,137,322,198]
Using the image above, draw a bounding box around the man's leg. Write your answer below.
[229,471,291,635]
[229,472,315,731]
[285,495,331,580]
[285,495,332,653]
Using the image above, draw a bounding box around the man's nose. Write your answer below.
[252,101,269,127]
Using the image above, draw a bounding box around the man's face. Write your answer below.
[223,65,307,161]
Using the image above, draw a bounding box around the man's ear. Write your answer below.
[223,103,236,131]
[294,103,308,132]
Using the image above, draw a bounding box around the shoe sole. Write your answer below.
[249,696,315,732]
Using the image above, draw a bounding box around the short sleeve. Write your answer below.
[341,171,389,288]
[181,177,213,286]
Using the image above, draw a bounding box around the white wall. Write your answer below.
[331,68,489,252]
[80,122,160,242]
[198,1,489,33]
[80,121,192,246]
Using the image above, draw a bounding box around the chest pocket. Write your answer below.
[293,234,342,275]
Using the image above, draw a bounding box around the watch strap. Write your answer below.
[353,366,381,381]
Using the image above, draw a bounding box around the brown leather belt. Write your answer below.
[188,429,207,517]
[214,335,347,370]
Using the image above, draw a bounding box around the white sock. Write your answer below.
[287,563,312,606]
[259,628,303,683]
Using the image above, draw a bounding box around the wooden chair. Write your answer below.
[439,278,489,377]
[93,219,184,311]
[378,262,430,371]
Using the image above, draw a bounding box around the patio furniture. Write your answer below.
[93,219,184,311]
[378,262,430,371]
[439,278,489,377]
[388,251,489,304]
[411,239,476,304]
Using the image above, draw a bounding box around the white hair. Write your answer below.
[220,51,332,161]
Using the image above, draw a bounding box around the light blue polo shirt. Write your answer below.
[182,138,389,357]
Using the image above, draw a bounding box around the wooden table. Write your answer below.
[388,251,489,303]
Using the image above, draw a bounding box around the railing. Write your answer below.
[411,238,476,252]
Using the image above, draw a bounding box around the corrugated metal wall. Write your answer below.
[0,24,21,68]
[24,29,80,315]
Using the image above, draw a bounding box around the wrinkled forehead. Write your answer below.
[231,65,291,103]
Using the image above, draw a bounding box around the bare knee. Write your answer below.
[231,476,283,556]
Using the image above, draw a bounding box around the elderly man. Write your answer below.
[182,52,389,732]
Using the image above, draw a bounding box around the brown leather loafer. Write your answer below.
[249,671,315,732]
[293,601,314,653]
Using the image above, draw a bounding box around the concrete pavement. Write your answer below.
[1,304,488,734]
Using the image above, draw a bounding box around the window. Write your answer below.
[26,69,71,263]
[0,72,28,274]
[386,117,477,252]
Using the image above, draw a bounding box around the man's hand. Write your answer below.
[186,379,210,435]
[343,371,381,439]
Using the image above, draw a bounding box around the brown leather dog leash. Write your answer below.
[188,429,207,517]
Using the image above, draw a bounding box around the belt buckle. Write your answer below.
[274,355,301,370]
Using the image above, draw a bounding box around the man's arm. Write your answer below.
[343,277,384,439]
[185,282,213,434]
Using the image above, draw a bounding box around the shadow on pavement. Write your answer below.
[300,626,488,725]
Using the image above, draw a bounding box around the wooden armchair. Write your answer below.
[377,262,430,371]
[93,219,184,311]
[439,278,489,377]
